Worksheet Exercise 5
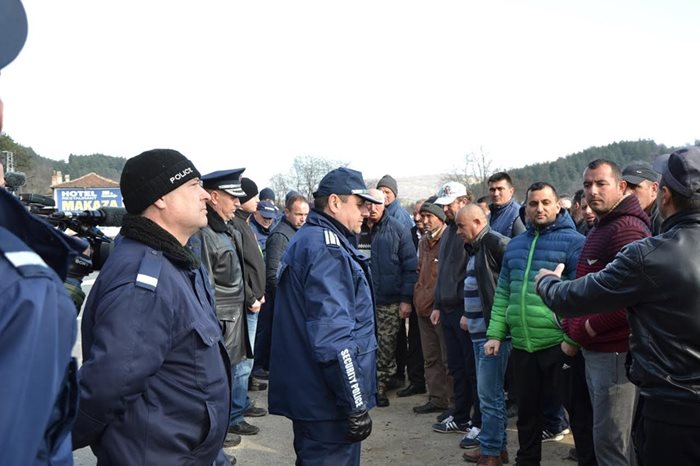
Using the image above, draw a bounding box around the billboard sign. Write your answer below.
[55,188,124,211]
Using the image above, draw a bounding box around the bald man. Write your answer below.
[455,204,512,464]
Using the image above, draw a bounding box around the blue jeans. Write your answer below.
[583,349,637,466]
[230,311,258,425]
[441,309,480,426]
[474,339,511,456]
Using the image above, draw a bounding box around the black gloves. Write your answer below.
[347,409,372,442]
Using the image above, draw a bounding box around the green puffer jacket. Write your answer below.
[486,211,584,352]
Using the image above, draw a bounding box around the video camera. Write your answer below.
[17,191,125,272]
[7,171,125,272]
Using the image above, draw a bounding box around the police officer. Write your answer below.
[269,167,381,465]
[72,149,232,465]
[196,168,265,452]
[1,186,86,466]
[1,2,84,464]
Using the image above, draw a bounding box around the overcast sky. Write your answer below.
[2,0,699,187]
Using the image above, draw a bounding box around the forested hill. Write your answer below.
[1,133,694,199]
[506,140,677,199]
[0,134,127,194]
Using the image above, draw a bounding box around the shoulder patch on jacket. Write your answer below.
[0,227,50,277]
[135,249,164,291]
[324,229,341,248]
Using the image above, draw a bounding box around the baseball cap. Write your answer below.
[201,168,246,197]
[434,181,467,205]
[257,200,277,219]
[313,167,383,204]
[653,147,700,200]
[622,161,660,185]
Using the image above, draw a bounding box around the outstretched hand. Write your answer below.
[535,263,565,289]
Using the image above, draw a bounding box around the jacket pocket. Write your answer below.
[187,401,221,460]
[42,358,80,459]
[193,320,226,391]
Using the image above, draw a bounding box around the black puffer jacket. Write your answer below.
[434,222,467,312]
[538,210,700,422]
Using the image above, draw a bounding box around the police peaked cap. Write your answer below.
[202,168,247,198]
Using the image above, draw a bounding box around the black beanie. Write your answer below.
[120,149,200,214]
[239,177,259,204]
[419,202,446,222]
[377,174,398,197]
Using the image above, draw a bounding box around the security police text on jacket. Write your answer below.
[268,167,382,466]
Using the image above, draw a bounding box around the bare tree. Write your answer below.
[269,155,348,201]
[440,147,497,199]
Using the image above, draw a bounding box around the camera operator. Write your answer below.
[0,2,87,464]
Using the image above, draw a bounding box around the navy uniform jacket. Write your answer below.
[269,210,378,421]
[0,189,83,466]
[73,234,231,466]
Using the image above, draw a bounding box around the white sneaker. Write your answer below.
[542,428,568,442]
[432,416,471,434]
[459,426,481,449]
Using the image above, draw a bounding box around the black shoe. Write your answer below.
[244,406,268,417]
[223,433,242,448]
[377,386,390,407]
[413,401,447,414]
[229,420,260,435]
[386,376,403,391]
[248,378,267,391]
[252,368,269,380]
[397,384,427,397]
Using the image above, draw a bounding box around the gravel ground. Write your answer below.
[227,385,576,466]
[74,383,575,465]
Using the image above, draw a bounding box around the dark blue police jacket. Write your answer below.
[268,210,378,421]
[0,188,84,466]
[73,235,231,466]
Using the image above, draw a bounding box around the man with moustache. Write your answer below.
[360,188,417,407]
[412,199,453,416]
[269,168,382,465]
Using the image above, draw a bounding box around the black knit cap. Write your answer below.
[420,202,446,222]
[377,174,398,197]
[239,177,259,205]
[120,148,201,214]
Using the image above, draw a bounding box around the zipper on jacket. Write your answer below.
[521,230,539,353]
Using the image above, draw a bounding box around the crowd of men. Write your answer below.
[7,146,700,466]
[3,4,700,464]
